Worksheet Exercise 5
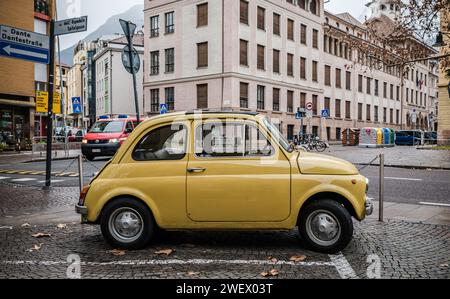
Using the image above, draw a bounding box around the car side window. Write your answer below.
[125,122,134,133]
[132,124,187,161]
[195,122,273,158]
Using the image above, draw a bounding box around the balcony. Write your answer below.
[34,0,51,21]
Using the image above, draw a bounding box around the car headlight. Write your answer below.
[365,178,369,193]
[109,139,120,143]
[82,139,88,144]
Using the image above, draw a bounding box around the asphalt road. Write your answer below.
[0,158,449,205]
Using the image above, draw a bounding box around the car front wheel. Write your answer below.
[100,198,155,249]
[298,199,353,254]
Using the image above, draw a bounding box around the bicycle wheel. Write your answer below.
[315,142,327,152]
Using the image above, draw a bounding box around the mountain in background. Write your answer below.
[59,4,144,65]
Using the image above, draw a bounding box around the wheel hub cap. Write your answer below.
[109,208,144,243]
[306,210,341,246]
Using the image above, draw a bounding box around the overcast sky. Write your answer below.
[57,0,367,50]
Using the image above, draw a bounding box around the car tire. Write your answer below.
[85,155,95,161]
[298,199,353,254]
[100,198,155,249]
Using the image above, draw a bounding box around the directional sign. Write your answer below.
[306,102,313,111]
[0,25,49,64]
[121,45,140,74]
[72,97,82,114]
[119,19,136,44]
[160,104,168,115]
[295,112,302,120]
[55,16,88,36]
[321,109,330,118]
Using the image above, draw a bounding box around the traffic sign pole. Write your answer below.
[122,20,140,123]
[45,20,55,188]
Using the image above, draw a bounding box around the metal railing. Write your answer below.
[31,136,81,161]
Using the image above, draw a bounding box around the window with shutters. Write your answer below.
[257,85,265,110]
[374,79,379,96]
[312,29,318,48]
[150,51,159,75]
[366,77,371,94]
[273,49,280,73]
[299,0,306,9]
[257,45,265,70]
[390,109,393,124]
[150,16,159,37]
[197,3,208,27]
[257,6,265,30]
[358,103,363,121]
[287,90,294,113]
[165,87,175,111]
[312,95,318,115]
[197,84,208,109]
[287,19,294,40]
[406,88,409,102]
[396,110,399,124]
[150,89,159,112]
[346,71,351,90]
[345,101,351,119]
[383,82,387,98]
[300,57,306,79]
[273,13,280,35]
[324,65,331,86]
[197,42,208,68]
[300,92,306,109]
[300,24,307,45]
[335,68,341,88]
[273,88,280,111]
[390,84,394,100]
[165,48,175,73]
[366,104,371,121]
[312,61,318,82]
[240,39,248,66]
[287,53,294,77]
[358,75,363,92]
[240,82,248,108]
[240,0,249,24]
[396,86,400,101]
[335,99,341,118]
[382,108,386,123]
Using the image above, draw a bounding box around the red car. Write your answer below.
[81,116,140,161]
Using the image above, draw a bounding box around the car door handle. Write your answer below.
[187,167,206,173]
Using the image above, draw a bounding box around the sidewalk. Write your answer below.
[324,145,450,169]
[0,149,81,164]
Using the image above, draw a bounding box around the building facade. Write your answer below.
[0,0,55,146]
[437,5,450,145]
[55,63,70,127]
[143,0,438,141]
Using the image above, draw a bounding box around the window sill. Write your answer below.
[240,107,251,111]
[164,31,175,36]
[240,64,249,68]
[334,117,343,120]
[272,111,282,114]
[197,66,208,70]
[150,73,159,76]
[164,71,175,75]
[150,35,159,39]
[257,109,267,113]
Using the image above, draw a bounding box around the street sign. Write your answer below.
[119,19,136,44]
[411,108,417,124]
[160,104,168,115]
[295,112,302,120]
[306,102,313,111]
[121,45,140,74]
[36,91,61,114]
[321,109,330,118]
[0,25,49,64]
[72,97,82,114]
[54,16,88,36]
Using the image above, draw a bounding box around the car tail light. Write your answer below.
[79,185,91,205]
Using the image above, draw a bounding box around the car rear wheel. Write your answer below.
[100,198,155,249]
[298,199,353,254]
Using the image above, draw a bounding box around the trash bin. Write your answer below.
[342,128,360,146]
[359,128,378,148]
[383,128,390,145]
[376,128,383,146]
[390,129,395,145]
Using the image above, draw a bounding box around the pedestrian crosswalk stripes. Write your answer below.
[0,169,78,178]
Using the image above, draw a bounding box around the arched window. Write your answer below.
[310,0,319,16]
[299,0,306,10]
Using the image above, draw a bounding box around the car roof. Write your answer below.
[142,111,261,123]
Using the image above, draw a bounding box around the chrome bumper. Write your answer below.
[75,204,88,223]
[365,197,374,216]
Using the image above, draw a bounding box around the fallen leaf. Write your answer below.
[440,263,449,267]
[21,223,31,228]
[155,249,174,256]
[261,269,279,277]
[27,243,43,252]
[188,271,200,276]
[32,233,51,238]
[290,255,307,262]
[108,249,126,256]
[56,224,67,229]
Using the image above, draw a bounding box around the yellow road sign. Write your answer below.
[35,91,61,114]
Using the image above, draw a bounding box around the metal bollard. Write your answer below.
[379,154,385,222]
[78,155,84,193]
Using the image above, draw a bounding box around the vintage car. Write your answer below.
[76,112,372,253]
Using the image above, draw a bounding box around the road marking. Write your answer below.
[384,177,423,181]
[329,252,359,279]
[10,178,37,182]
[419,202,450,208]
[1,258,335,267]
[0,176,10,180]
[37,180,65,184]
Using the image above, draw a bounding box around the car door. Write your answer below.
[186,119,291,222]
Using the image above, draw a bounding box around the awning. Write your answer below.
[0,99,35,108]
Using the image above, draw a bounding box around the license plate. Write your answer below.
[92,149,101,153]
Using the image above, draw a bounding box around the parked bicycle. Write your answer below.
[297,134,329,152]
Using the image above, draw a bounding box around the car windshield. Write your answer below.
[89,121,124,133]
[262,117,293,153]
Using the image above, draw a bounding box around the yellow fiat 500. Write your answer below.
[76,112,372,253]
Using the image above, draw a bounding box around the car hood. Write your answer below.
[297,152,359,175]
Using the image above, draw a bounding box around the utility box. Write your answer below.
[342,128,360,146]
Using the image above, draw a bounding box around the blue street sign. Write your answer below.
[295,112,302,120]
[321,109,330,118]
[72,97,82,114]
[160,103,168,115]
[0,41,49,64]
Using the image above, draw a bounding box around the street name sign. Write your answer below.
[54,16,88,36]
[0,25,49,64]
